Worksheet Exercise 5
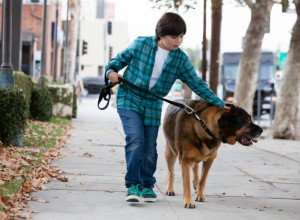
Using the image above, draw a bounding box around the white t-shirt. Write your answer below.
[149,46,170,89]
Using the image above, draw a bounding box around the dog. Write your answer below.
[163,99,263,208]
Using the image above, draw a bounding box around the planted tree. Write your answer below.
[233,0,273,115]
[273,0,300,139]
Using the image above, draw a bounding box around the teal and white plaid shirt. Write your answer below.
[106,36,225,126]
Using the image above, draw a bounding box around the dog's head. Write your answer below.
[217,104,263,146]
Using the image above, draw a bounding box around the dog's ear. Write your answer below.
[218,113,231,129]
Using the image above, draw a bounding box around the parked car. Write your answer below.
[221,51,277,117]
[82,76,105,94]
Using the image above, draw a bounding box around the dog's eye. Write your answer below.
[248,118,252,124]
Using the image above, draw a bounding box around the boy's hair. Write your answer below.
[155,12,186,40]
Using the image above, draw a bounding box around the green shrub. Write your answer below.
[48,86,72,106]
[48,85,74,119]
[0,88,28,145]
[30,86,53,121]
[13,71,34,113]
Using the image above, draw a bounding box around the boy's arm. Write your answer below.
[105,40,136,78]
[179,58,225,108]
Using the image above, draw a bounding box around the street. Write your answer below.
[27,95,300,220]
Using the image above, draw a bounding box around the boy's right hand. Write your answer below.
[108,72,122,84]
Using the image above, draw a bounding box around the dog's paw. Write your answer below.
[166,190,175,196]
[184,200,196,209]
[195,197,205,202]
[195,194,205,202]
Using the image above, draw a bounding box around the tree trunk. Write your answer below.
[67,0,80,83]
[209,0,222,93]
[272,0,300,139]
[233,0,273,115]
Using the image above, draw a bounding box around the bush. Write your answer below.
[30,86,53,121]
[13,71,34,112]
[48,84,74,119]
[0,88,28,145]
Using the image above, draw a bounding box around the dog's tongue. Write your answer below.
[252,139,258,143]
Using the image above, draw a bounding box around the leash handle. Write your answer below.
[97,80,120,110]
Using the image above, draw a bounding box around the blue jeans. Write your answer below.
[118,108,159,188]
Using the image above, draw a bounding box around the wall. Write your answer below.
[78,19,128,78]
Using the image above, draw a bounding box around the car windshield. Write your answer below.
[83,77,104,82]
[223,64,238,80]
[223,63,274,81]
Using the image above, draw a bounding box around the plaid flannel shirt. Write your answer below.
[105,36,225,126]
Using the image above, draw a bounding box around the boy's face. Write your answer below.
[158,33,184,50]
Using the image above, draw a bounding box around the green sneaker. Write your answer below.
[125,184,142,202]
[141,187,157,202]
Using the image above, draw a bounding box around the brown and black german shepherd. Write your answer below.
[163,100,263,208]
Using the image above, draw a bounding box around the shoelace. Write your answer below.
[142,188,156,196]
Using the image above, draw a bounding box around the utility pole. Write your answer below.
[201,0,207,82]
[52,1,59,82]
[63,0,70,83]
[0,0,14,88]
[38,0,48,87]
[11,0,23,71]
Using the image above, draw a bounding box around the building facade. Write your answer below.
[78,19,128,78]
[0,0,63,80]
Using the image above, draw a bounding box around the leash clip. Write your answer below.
[184,105,195,114]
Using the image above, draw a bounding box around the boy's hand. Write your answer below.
[224,103,238,109]
[108,72,122,84]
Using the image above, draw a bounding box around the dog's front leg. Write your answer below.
[192,163,199,192]
[195,152,217,202]
[180,159,195,208]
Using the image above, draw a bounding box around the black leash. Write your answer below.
[98,77,189,111]
[97,76,215,139]
[194,106,216,139]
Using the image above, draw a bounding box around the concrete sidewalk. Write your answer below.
[28,95,300,220]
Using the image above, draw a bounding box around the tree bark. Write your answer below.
[272,0,300,139]
[233,0,273,115]
[209,0,222,93]
[67,0,80,83]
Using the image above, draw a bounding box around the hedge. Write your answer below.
[30,86,53,121]
[0,88,28,145]
[13,71,34,102]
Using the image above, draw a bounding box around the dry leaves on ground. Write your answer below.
[0,119,72,219]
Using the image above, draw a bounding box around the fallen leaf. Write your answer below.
[82,152,94,157]
[37,199,49,203]
[57,176,68,182]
